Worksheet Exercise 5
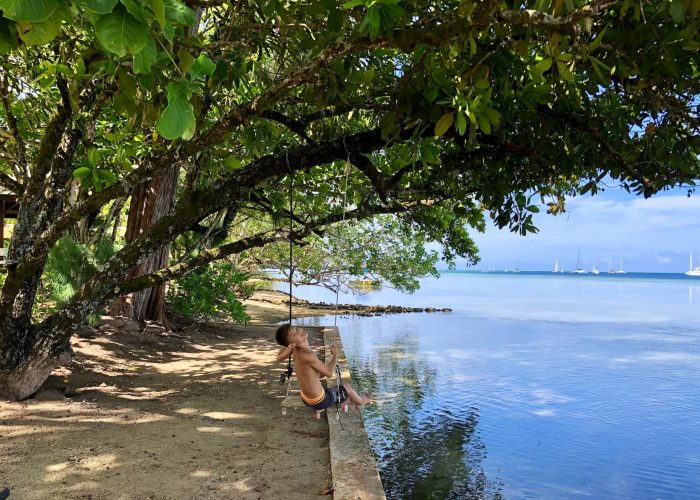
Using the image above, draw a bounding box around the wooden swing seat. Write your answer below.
[280,389,307,408]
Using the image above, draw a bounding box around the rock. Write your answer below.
[64,387,78,398]
[76,325,98,339]
[33,389,65,401]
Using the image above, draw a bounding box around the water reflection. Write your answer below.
[352,337,503,499]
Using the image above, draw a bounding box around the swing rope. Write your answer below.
[280,152,294,413]
[329,140,353,427]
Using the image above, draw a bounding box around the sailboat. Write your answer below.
[553,260,559,273]
[573,250,588,274]
[592,261,600,275]
[609,254,626,274]
[685,253,700,276]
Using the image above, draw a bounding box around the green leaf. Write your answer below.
[87,148,100,166]
[190,53,216,79]
[434,112,454,137]
[72,0,119,14]
[156,81,195,140]
[0,0,58,22]
[342,0,365,8]
[456,111,467,136]
[535,57,553,74]
[424,87,439,103]
[120,0,145,21]
[164,0,195,26]
[481,106,500,125]
[557,60,574,82]
[178,48,193,73]
[73,167,92,179]
[670,0,686,21]
[476,114,491,134]
[475,77,490,89]
[223,156,241,169]
[0,17,18,53]
[97,169,117,183]
[16,6,65,46]
[133,35,157,74]
[144,0,166,27]
[95,4,149,56]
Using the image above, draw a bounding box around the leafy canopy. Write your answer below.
[0,0,698,326]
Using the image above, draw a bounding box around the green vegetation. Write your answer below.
[0,0,698,399]
[168,262,252,323]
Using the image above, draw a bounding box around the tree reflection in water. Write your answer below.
[351,337,504,499]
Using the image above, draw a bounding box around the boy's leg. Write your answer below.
[314,410,322,420]
[340,382,372,409]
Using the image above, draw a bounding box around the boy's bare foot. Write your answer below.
[354,393,372,410]
[314,410,322,420]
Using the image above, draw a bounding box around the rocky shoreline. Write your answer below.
[253,292,452,317]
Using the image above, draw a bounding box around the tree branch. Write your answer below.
[0,171,23,195]
[0,70,27,180]
[537,106,652,193]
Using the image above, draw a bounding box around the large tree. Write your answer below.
[0,0,698,400]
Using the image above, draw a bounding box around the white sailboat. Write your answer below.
[685,253,700,276]
[553,260,559,273]
[574,250,588,274]
[592,261,600,275]
[609,254,626,274]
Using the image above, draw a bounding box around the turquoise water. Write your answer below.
[282,272,700,499]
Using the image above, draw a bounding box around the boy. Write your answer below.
[275,324,372,419]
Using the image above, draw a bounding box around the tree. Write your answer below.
[0,0,698,400]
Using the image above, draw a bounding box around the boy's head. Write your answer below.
[276,324,306,346]
[276,324,293,346]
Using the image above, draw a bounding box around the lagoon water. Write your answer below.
[282,272,700,499]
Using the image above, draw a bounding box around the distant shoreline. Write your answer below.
[243,289,451,324]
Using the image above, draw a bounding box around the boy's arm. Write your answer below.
[298,346,337,378]
[275,344,295,363]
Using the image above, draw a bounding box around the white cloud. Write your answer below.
[463,192,700,272]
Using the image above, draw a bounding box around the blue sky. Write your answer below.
[451,186,700,273]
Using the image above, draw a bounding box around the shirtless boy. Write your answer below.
[275,324,372,419]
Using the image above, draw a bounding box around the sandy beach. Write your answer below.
[0,290,339,499]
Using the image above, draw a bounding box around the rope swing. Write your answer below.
[279,153,294,413]
[279,145,353,427]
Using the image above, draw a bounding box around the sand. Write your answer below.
[0,290,338,499]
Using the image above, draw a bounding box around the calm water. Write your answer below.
[282,272,700,499]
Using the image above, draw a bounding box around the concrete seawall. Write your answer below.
[322,326,386,500]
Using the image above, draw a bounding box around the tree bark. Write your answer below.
[111,165,179,324]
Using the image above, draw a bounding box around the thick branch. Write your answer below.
[114,200,427,294]
[497,0,619,34]
[0,171,23,195]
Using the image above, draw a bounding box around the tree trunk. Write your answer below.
[111,166,179,324]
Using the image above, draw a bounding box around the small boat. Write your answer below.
[553,260,559,273]
[686,253,700,276]
[609,254,626,274]
[573,250,588,274]
[592,261,600,275]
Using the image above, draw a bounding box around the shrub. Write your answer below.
[168,262,252,323]
[34,235,116,321]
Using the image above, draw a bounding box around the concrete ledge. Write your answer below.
[323,326,386,500]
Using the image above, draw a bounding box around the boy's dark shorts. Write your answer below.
[304,386,347,411]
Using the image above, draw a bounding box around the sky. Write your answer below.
[449,185,700,273]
